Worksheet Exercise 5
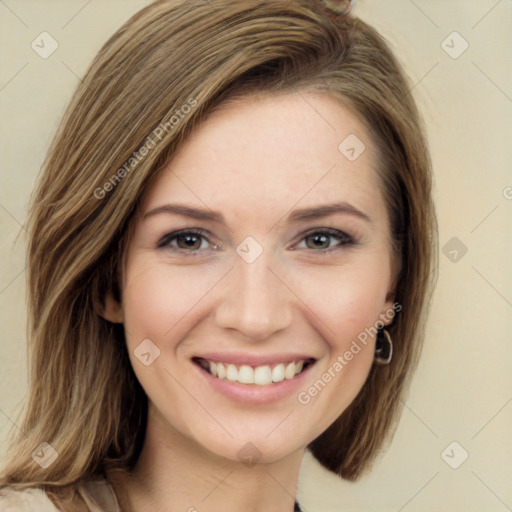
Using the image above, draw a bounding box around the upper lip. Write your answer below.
[193,352,317,366]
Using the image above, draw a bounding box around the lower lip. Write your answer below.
[193,361,315,405]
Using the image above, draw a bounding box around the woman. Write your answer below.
[0,0,437,510]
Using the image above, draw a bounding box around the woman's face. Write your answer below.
[106,91,397,464]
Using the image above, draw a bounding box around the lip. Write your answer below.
[192,356,316,405]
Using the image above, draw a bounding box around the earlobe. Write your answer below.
[97,291,124,324]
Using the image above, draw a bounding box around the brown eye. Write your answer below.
[175,233,202,250]
[158,229,215,253]
[299,229,354,252]
[305,233,331,250]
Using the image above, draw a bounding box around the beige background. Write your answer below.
[1,1,511,510]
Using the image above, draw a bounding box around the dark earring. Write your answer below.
[374,328,393,365]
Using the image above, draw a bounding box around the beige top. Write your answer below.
[0,478,120,512]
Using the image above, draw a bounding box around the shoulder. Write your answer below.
[0,487,60,512]
[77,478,120,512]
[0,476,119,512]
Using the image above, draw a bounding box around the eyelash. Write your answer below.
[157,228,356,255]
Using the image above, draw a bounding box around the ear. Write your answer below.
[378,275,400,327]
[96,290,124,324]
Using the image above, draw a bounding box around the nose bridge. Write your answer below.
[214,245,292,341]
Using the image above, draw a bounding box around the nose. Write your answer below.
[213,248,293,342]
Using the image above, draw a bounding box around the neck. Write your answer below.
[107,405,304,512]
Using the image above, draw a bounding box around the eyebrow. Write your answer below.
[286,202,371,223]
[142,201,372,225]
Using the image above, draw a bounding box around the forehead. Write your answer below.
[141,91,385,224]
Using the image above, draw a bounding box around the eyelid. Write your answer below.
[157,228,219,252]
[291,227,356,251]
[158,227,357,255]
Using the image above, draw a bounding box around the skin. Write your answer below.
[102,91,397,512]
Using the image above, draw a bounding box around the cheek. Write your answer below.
[290,255,391,349]
[121,258,222,343]
[324,281,385,347]
[120,260,212,434]
[122,272,169,343]
[290,258,389,428]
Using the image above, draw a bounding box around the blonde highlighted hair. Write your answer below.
[0,0,437,498]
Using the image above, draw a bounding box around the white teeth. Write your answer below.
[284,362,296,380]
[238,365,254,384]
[254,365,272,386]
[202,359,309,386]
[216,362,226,379]
[271,363,285,383]
[226,364,238,381]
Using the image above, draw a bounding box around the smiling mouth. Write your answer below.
[193,357,315,386]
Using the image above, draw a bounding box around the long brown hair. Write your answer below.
[0,0,437,497]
